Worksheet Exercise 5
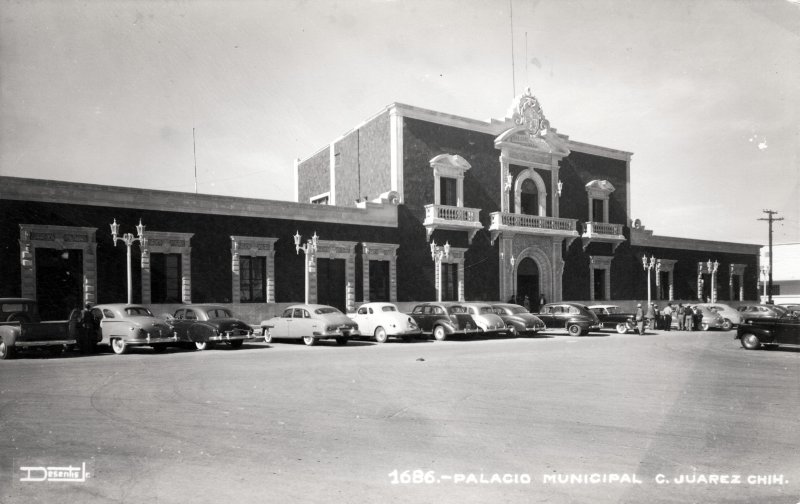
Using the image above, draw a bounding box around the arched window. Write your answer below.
[520,179,539,215]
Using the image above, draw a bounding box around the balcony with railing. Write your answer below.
[581,221,626,251]
[488,211,579,244]
[424,204,483,243]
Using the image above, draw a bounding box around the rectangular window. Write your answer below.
[440,177,457,206]
[592,199,605,222]
[593,269,606,301]
[442,263,458,301]
[369,260,390,302]
[658,271,670,300]
[151,253,182,303]
[240,256,266,303]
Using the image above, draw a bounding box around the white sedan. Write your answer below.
[348,302,421,343]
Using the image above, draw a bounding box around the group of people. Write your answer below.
[69,302,99,353]
[634,302,705,334]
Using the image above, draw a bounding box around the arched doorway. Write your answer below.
[516,257,540,310]
[520,179,539,215]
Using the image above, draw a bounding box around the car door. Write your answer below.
[410,305,430,332]
[773,314,800,344]
[352,306,374,335]
[271,308,293,338]
[170,308,190,340]
[290,308,314,338]
[537,306,556,328]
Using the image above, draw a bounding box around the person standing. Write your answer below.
[635,303,644,335]
[677,304,685,330]
[80,302,97,354]
[662,303,673,331]
[693,306,703,331]
[645,303,655,332]
[539,294,547,313]
[523,295,530,311]
[653,303,661,329]
[685,305,695,331]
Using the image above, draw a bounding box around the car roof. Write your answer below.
[177,304,229,311]
[360,302,397,308]
[94,303,149,310]
[587,304,619,309]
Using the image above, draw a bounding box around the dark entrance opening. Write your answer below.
[594,269,606,301]
[35,248,83,320]
[317,258,346,311]
[152,253,182,303]
[592,199,604,222]
[516,257,539,309]
[731,275,740,301]
[441,263,458,301]
[658,271,670,300]
[369,260,390,302]
[520,179,539,215]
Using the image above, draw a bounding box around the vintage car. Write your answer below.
[165,305,255,350]
[0,298,78,359]
[90,304,177,354]
[348,302,421,343]
[736,310,800,350]
[736,304,790,321]
[408,302,479,341]
[536,302,602,336]
[696,303,741,330]
[587,304,637,334]
[778,304,800,316]
[462,302,507,335]
[678,305,726,331]
[260,304,360,346]
[490,303,545,336]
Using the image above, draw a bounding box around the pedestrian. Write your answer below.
[662,303,673,331]
[693,306,703,331]
[80,302,96,354]
[677,304,685,330]
[645,303,655,332]
[685,305,695,331]
[539,294,547,313]
[523,295,530,311]
[635,303,644,335]
[653,303,661,329]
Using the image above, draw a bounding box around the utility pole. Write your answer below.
[758,210,783,304]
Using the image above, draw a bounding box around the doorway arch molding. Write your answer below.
[512,243,555,303]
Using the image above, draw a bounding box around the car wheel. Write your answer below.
[152,344,167,353]
[740,333,761,350]
[302,336,316,346]
[195,341,215,351]
[262,329,272,344]
[567,324,582,336]
[335,337,348,345]
[433,326,447,341]
[374,326,388,344]
[701,323,710,331]
[506,324,517,337]
[722,319,733,331]
[111,338,127,355]
[0,339,15,360]
[229,339,244,349]
[616,323,628,334]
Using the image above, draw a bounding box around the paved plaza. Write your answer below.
[1,329,798,503]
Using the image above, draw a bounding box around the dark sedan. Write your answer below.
[408,302,479,341]
[490,303,545,336]
[736,309,800,350]
[536,302,602,336]
[587,304,636,334]
[167,305,255,350]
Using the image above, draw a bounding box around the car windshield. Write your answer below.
[772,305,789,316]
[125,307,153,317]
[448,306,468,314]
[478,307,494,314]
[507,306,527,314]
[206,308,233,319]
[381,306,397,312]
[315,307,342,315]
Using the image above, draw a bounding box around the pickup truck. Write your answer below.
[0,298,79,359]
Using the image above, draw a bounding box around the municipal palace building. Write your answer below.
[0,90,761,321]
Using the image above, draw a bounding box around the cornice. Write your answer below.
[0,176,397,228]
[631,228,760,255]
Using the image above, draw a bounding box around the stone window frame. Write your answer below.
[433,246,467,302]
[729,263,747,301]
[513,168,548,217]
[589,255,613,301]
[314,240,359,312]
[361,242,399,303]
[18,224,98,305]
[430,154,470,208]
[231,236,278,304]
[585,180,615,223]
[143,231,194,304]
[656,259,677,301]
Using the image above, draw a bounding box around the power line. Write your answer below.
[758,209,784,303]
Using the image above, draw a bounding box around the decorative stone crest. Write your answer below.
[511,87,550,140]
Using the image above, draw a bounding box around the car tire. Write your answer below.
[195,341,215,351]
[335,337,348,345]
[615,323,628,334]
[262,329,272,344]
[302,336,316,346]
[506,324,517,337]
[701,323,710,331]
[0,339,14,360]
[229,339,244,349]
[722,319,733,331]
[111,338,127,355]
[433,326,447,341]
[740,333,761,350]
[374,327,388,344]
[567,324,582,336]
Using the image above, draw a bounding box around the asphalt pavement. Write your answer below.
[1,328,798,504]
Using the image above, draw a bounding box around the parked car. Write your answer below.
[165,305,255,350]
[90,304,177,355]
[736,310,800,350]
[677,305,726,331]
[462,302,507,336]
[696,303,741,330]
[736,304,790,321]
[408,302,479,341]
[490,303,545,336]
[587,304,637,334]
[536,303,602,336]
[0,298,78,360]
[348,302,421,343]
[778,304,800,316]
[260,304,360,346]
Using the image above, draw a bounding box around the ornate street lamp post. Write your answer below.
[110,219,147,304]
[759,264,770,302]
[294,231,318,304]
[642,254,660,307]
[430,239,450,302]
[706,259,720,302]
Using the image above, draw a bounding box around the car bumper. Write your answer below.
[208,332,255,342]
[124,335,179,346]
[15,339,77,347]
[387,328,423,336]
[313,329,361,338]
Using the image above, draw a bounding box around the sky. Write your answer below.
[1,0,798,246]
